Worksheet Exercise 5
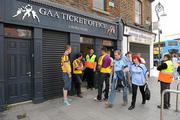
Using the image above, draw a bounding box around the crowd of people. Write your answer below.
[60,45,180,110]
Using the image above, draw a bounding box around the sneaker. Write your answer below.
[105,102,113,108]
[142,100,146,104]
[157,105,169,109]
[94,97,102,102]
[121,102,128,106]
[77,94,83,98]
[103,98,108,101]
[128,105,135,110]
[64,100,71,106]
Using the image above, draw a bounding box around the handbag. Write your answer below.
[144,83,151,100]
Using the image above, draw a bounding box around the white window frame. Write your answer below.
[135,0,142,24]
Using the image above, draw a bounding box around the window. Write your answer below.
[103,40,114,46]
[5,26,32,39]
[168,41,178,46]
[80,36,94,44]
[135,0,142,24]
[93,0,105,11]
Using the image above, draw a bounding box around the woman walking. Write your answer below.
[128,55,149,110]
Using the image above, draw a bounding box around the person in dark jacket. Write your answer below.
[157,54,173,109]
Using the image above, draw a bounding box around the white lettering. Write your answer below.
[39,8,46,15]
[47,10,53,17]
[54,12,60,19]
[68,15,74,22]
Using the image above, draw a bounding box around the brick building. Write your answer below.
[50,0,156,70]
[0,0,155,109]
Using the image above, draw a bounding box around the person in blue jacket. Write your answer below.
[128,55,149,110]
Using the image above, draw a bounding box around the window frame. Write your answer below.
[4,25,32,39]
[93,0,105,11]
[135,0,142,25]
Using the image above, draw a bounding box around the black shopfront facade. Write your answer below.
[0,0,123,110]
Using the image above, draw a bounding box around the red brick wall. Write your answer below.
[50,0,152,31]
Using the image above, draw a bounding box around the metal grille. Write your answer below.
[130,43,150,71]
[42,30,68,99]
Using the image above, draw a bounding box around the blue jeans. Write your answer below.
[108,72,128,104]
[62,73,71,91]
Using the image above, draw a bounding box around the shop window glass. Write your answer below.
[93,0,105,11]
[135,0,142,24]
[80,37,94,44]
[5,26,32,39]
[103,40,113,46]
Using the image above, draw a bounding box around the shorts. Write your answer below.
[62,73,71,91]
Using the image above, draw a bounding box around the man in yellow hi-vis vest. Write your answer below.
[157,54,173,109]
[84,48,97,90]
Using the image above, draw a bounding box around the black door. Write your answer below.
[5,38,32,104]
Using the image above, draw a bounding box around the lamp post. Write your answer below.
[155,2,167,65]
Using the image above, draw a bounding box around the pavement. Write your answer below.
[1,68,180,120]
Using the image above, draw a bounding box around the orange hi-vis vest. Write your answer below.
[85,54,96,69]
[158,60,173,83]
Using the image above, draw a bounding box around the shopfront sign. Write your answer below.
[9,2,117,39]
[124,26,155,44]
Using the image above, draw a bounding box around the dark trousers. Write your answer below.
[74,74,82,95]
[160,82,170,108]
[97,73,110,100]
[85,68,95,89]
[131,84,146,106]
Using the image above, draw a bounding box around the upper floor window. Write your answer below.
[93,0,105,11]
[135,0,142,24]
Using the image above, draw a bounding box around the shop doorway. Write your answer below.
[4,26,32,104]
[80,36,94,58]
[103,40,116,58]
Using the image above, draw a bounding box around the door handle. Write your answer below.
[26,72,32,77]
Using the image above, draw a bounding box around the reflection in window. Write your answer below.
[93,0,105,11]
[5,27,32,38]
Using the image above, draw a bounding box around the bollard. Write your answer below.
[175,83,180,112]
[160,89,180,120]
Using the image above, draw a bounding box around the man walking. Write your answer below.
[94,47,113,101]
[105,50,128,108]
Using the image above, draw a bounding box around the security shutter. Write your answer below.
[42,30,68,99]
[130,43,150,71]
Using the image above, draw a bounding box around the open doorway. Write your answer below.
[103,40,116,58]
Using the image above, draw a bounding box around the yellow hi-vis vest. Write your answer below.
[158,60,173,83]
[85,54,96,69]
